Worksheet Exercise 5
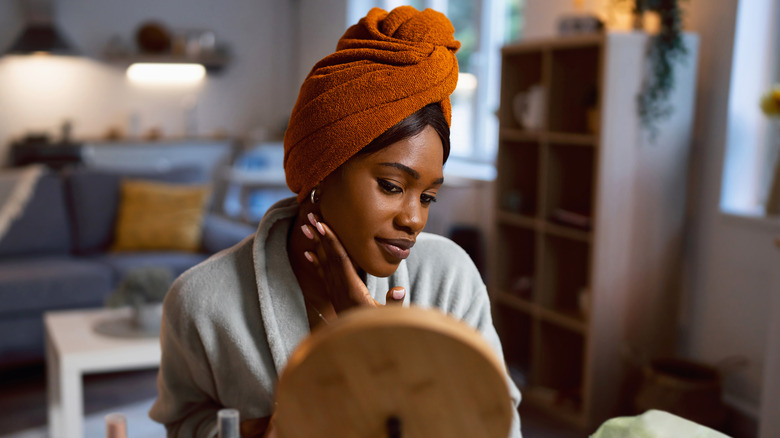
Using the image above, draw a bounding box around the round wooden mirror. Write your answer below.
[274,305,513,438]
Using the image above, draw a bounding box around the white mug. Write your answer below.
[513,84,545,130]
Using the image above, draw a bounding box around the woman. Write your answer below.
[150,6,521,437]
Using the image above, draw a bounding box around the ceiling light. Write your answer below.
[5,23,79,56]
[126,63,206,85]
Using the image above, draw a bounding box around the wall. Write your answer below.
[683,0,780,422]
[296,0,349,87]
[0,1,23,155]
[0,0,297,164]
[0,2,22,55]
[523,0,634,38]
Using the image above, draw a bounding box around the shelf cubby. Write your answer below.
[496,140,540,216]
[544,143,595,229]
[494,305,534,388]
[495,224,536,301]
[547,45,601,135]
[499,51,544,130]
[539,234,591,316]
[534,321,585,410]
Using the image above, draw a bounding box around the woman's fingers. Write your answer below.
[317,222,374,310]
[303,218,406,309]
[385,286,405,305]
[307,212,326,237]
[303,215,408,309]
[303,213,373,311]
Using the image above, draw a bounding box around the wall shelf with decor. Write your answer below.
[102,22,231,75]
[491,32,699,431]
[105,52,230,73]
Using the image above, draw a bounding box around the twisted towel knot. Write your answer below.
[284,6,460,202]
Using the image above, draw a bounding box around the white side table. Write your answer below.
[45,307,161,438]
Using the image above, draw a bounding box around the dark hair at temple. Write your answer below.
[357,103,451,163]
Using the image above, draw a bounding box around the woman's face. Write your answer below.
[318,125,444,278]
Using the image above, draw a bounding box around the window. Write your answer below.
[720,0,779,215]
[348,0,525,163]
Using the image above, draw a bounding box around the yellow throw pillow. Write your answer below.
[113,179,211,252]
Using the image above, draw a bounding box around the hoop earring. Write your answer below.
[309,187,320,204]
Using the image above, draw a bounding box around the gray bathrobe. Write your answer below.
[149,197,522,437]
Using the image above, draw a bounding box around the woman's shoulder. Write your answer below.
[412,232,473,264]
[165,235,256,314]
[400,232,486,316]
[405,232,480,280]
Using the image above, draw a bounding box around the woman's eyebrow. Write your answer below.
[379,162,444,185]
[380,162,419,179]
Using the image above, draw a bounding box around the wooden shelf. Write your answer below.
[538,307,587,333]
[541,221,592,243]
[496,211,537,229]
[499,128,542,142]
[496,211,592,243]
[494,292,587,334]
[494,292,535,316]
[547,131,598,146]
[502,33,604,54]
[105,52,230,72]
[492,32,697,430]
[499,129,597,146]
[521,386,585,428]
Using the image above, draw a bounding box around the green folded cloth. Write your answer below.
[591,410,731,438]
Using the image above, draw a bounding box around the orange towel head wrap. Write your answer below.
[284,6,460,202]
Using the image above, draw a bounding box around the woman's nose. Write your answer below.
[395,198,426,234]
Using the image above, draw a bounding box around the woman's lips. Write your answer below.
[376,238,415,261]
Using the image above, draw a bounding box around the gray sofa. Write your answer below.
[0,166,256,369]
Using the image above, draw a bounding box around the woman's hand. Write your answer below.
[301,212,405,313]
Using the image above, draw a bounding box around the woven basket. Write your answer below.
[633,357,727,429]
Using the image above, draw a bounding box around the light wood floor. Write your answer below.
[0,363,582,437]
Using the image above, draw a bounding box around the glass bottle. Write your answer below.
[105,413,127,438]
[218,408,240,438]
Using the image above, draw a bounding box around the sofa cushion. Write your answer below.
[201,213,256,254]
[112,180,211,252]
[0,256,113,314]
[0,173,71,258]
[88,252,209,284]
[66,166,206,254]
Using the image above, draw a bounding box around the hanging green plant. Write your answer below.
[637,0,689,137]
[613,0,689,137]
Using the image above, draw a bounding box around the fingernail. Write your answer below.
[307,213,325,235]
[301,225,314,239]
[304,251,314,263]
[392,288,405,300]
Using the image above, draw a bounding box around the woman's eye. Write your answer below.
[378,179,402,194]
[421,194,437,205]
